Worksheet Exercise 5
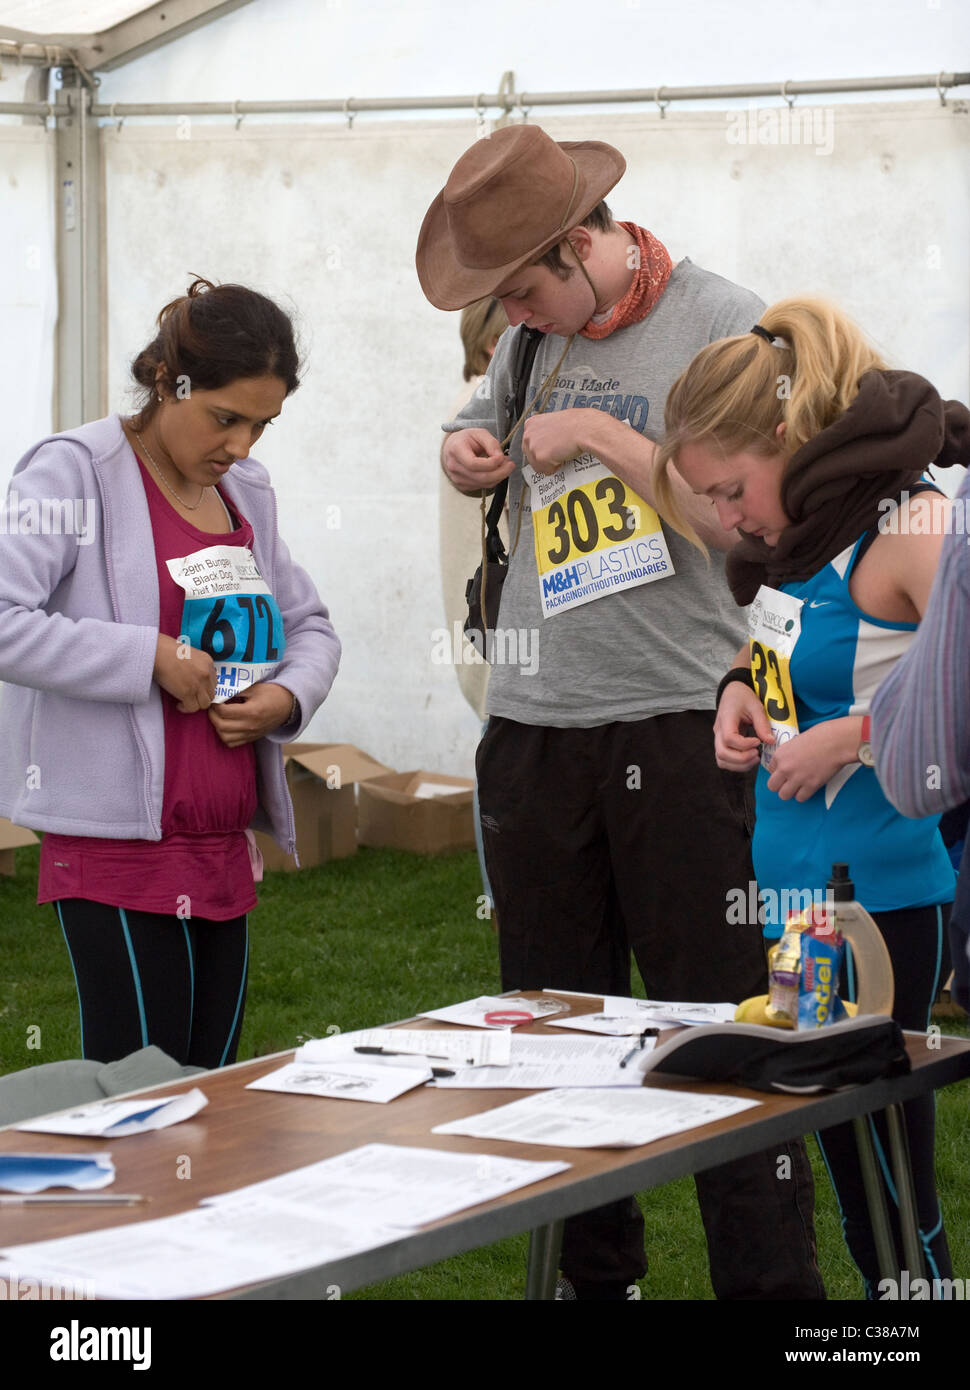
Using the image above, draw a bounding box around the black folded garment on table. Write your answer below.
[643,1015,909,1094]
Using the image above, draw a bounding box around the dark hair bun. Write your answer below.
[130,276,300,424]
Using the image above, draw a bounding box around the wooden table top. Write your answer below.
[1,993,967,1298]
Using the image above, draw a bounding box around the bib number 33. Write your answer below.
[747,585,803,764]
[750,638,796,725]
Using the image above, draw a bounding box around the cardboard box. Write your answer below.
[358,770,476,855]
[0,818,39,876]
[254,743,392,871]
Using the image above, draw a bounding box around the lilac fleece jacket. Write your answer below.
[0,415,341,851]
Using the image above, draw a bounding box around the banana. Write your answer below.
[734,994,795,1028]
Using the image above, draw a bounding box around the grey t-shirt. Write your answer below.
[445,258,764,727]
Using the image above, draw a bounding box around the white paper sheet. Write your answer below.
[297,1027,511,1068]
[204,1144,570,1228]
[0,1201,396,1300]
[433,1034,655,1088]
[17,1089,208,1137]
[0,1145,570,1298]
[601,997,739,1026]
[246,1060,431,1103]
[433,1087,760,1149]
[545,1013,655,1037]
[412,781,468,798]
[421,995,566,1029]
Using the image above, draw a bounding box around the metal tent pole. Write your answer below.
[53,69,103,431]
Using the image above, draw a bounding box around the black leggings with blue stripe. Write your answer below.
[815,902,952,1295]
[56,900,249,1069]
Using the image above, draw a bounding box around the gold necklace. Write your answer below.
[135,430,206,511]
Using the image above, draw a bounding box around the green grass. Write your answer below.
[1,843,967,1300]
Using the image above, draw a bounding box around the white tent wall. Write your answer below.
[2,118,57,465]
[84,0,967,115]
[100,103,968,775]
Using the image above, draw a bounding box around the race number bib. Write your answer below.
[747,585,802,768]
[166,545,285,703]
[526,454,674,618]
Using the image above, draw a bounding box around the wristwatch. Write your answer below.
[857,713,875,768]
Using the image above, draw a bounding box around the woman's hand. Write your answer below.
[714,683,775,772]
[153,634,216,712]
[764,718,862,802]
[207,682,296,747]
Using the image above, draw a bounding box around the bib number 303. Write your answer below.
[527,459,674,618]
[542,477,634,566]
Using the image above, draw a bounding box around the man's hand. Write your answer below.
[521,411,591,475]
[207,682,295,747]
[442,428,514,495]
[518,408,737,552]
[764,718,862,802]
[153,634,216,712]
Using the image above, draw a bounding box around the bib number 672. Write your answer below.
[200,595,280,664]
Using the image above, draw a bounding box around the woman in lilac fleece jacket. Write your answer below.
[0,279,340,1067]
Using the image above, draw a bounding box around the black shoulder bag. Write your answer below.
[463,326,543,648]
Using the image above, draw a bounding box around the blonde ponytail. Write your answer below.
[652,297,887,548]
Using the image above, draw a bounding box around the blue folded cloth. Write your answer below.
[0,1153,115,1194]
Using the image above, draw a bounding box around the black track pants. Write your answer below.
[56,899,249,1069]
[478,713,825,1299]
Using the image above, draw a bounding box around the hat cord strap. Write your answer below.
[500,332,575,561]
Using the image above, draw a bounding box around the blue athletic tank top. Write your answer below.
[753,531,955,936]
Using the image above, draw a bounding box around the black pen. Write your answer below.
[619,1027,660,1068]
[355,1045,451,1061]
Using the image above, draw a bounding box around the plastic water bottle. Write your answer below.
[826,863,895,1017]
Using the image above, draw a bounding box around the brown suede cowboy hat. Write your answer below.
[416,124,626,310]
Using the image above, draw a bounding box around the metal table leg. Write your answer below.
[852,1115,899,1285]
[885,1102,927,1282]
[525,1220,564,1300]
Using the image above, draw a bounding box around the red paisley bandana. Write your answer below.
[580,222,673,339]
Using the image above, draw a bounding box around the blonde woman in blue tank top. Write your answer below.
[651,296,970,1297]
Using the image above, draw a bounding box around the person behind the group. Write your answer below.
[870,462,970,1015]
[417,122,824,1301]
[440,296,510,723]
[653,294,967,1294]
[0,278,341,1070]
[439,297,510,914]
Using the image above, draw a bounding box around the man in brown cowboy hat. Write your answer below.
[418,123,824,1301]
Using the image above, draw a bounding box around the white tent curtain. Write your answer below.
[3,100,966,774]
